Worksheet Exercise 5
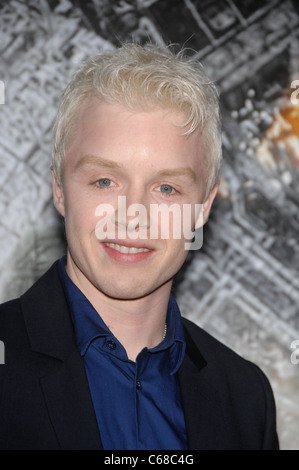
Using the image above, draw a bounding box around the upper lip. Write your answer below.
[102,239,155,250]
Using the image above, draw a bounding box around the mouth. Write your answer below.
[102,240,154,263]
[104,242,150,254]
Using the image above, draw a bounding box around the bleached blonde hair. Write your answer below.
[51,43,222,197]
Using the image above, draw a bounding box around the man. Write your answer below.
[0,43,279,450]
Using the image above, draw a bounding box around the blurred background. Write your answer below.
[0,0,298,449]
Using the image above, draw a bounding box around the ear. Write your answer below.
[194,183,218,229]
[51,169,66,217]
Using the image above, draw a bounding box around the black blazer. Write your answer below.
[0,261,279,450]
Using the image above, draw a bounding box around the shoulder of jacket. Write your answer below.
[181,316,270,383]
[0,260,61,337]
[0,297,22,319]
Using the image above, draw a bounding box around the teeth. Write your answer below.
[104,242,150,254]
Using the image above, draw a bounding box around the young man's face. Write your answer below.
[52,99,217,300]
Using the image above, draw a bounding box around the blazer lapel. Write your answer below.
[40,348,102,450]
[21,261,102,450]
[178,325,230,450]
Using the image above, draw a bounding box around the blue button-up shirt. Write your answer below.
[58,257,188,450]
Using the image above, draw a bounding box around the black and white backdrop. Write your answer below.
[0,0,298,449]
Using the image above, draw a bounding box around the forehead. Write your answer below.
[65,98,206,177]
[70,97,188,136]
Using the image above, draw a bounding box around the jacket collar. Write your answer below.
[179,321,229,450]
[20,261,103,449]
[20,260,76,361]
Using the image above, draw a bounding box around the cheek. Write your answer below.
[159,204,199,241]
[64,195,98,239]
[163,238,189,272]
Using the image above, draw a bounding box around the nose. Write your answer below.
[114,185,151,238]
[124,182,149,210]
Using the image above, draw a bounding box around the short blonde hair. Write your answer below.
[51,43,222,197]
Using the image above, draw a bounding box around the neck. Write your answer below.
[66,258,172,361]
[97,292,170,361]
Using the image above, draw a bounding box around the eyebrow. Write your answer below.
[74,155,122,171]
[156,167,196,182]
[75,154,196,181]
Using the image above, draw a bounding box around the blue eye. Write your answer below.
[97,178,113,187]
[160,185,174,194]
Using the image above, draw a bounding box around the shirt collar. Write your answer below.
[154,293,186,374]
[58,256,185,373]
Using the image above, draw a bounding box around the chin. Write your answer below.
[92,275,141,298]
[100,285,151,301]
[94,276,168,301]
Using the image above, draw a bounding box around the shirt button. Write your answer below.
[136,380,142,390]
[106,340,116,350]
